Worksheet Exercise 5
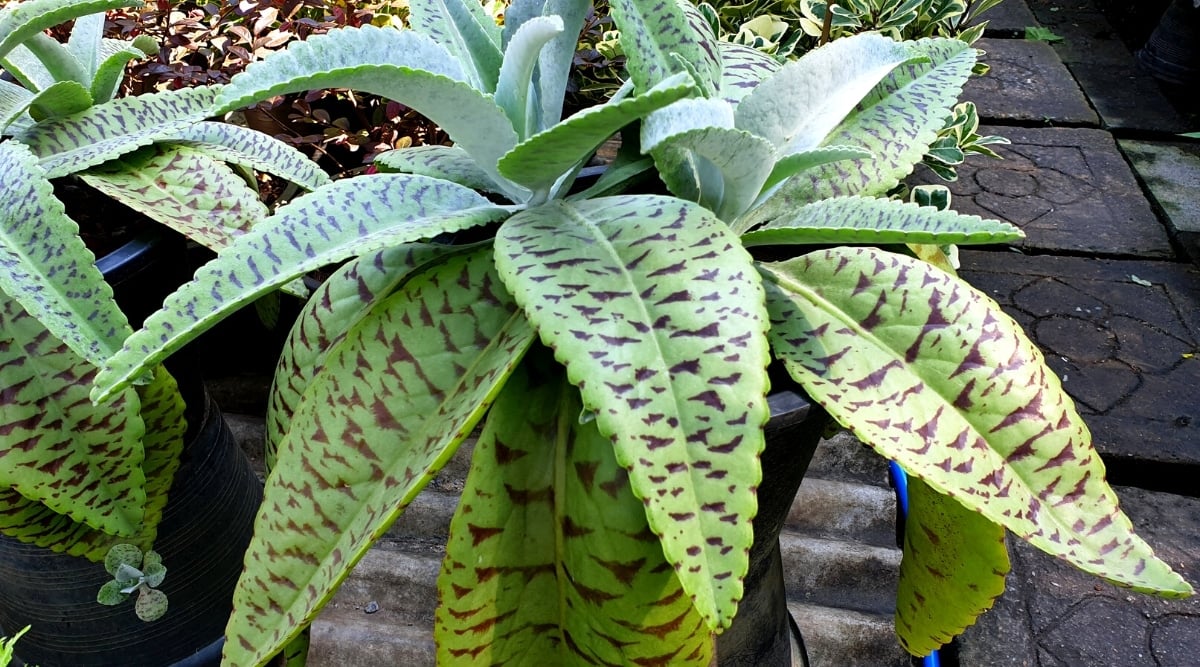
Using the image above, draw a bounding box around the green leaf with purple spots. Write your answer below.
[373,145,504,195]
[92,174,511,404]
[0,287,144,537]
[0,140,128,366]
[0,364,184,560]
[716,41,780,109]
[221,246,536,667]
[744,38,977,228]
[11,85,220,178]
[0,0,131,61]
[739,196,1023,247]
[760,246,1193,597]
[266,243,459,469]
[495,195,771,630]
[436,348,714,665]
[607,0,721,95]
[167,121,332,193]
[214,25,521,199]
[81,145,268,252]
[895,475,1009,656]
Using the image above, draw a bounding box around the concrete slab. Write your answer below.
[964,38,1098,125]
[978,0,1038,33]
[1071,61,1192,133]
[959,250,1200,490]
[957,485,1200,666]
[1119,139,1200,261]
[911,126,1174,258]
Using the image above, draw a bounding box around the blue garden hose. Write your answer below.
[888,461,943,667]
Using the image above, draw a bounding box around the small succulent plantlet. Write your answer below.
[96,544,169,622]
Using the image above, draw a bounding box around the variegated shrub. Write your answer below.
[90,0,1193,665]
[0,0,325,559]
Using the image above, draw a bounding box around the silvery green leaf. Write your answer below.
[26,79,91,120]
[93,174,512,403]
[651,126,776,221]
[717,41,781,109]
[167,120,331,192]
[14,85,220,178]
[608,0,721,95]
[143,562,166,588]
[65,11,103,78]
[759,145,874,197]
[735,32,913,156]
[215,25,521,200]
[0,0,131,61]
[740,196,1023,247]
[0,78,33,130]
[15,30,86,85]
[1,43,54,92]
[409,0,502,92]
[497,71,695,195]
[90,37,154,103]
[494,14,563,139]
[372,145,503,194]
[115,563,144,586]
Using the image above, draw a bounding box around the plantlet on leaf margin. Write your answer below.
[96,544,168,622]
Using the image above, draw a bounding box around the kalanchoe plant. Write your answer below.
[0,0,325,561]
[91,0,1192,664]
[95,543,169,622]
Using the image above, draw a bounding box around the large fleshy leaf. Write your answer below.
[92,174,512,404]
[496,72,696,195]
[1,41,56,92]
[744,38,977,227]
[81,145,268,251]
[12,85,220,178]
[895,475,1009,656]
[607,0,721,95]
[740,196,1023,247]
[214,25,520,198]
[494,195,771,630]
[0,78,33,129]
[26,79,91,120]
[0,140,128,366]
[0,287,144,537]
[436,349,714,666]
[409,0,502,93]
[168,120,331,192]
[760,246,1193,597]
[266,243,458,469]
[716,41,780,109]
[735,32,912,156]
[757,145,874,198]
[372,145,503,195]
[221,246,536,667]
[513,0,590,131]
[0,0,131,61]
[494,15,563,139]
[90,36,154,103]
[0,367,183,561]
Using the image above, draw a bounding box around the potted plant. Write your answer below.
[91,0,1194,665]
[0,0,329,663]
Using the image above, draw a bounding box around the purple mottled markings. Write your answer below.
[17,86,220,179]
[172,121,331,191]
[761,246,1192,599]
[495,195,770,630]
[222,247,536,666]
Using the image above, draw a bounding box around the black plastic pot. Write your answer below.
[0,231,264,666]
[716,388,826,666]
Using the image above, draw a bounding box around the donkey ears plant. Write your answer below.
[90,0,1190,664]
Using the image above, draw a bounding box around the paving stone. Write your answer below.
[911,126,1174,257]
[1119,139,1200,261]
[957,485,1200,666]
[959,250,1200,484]
[964,37,1098,125]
